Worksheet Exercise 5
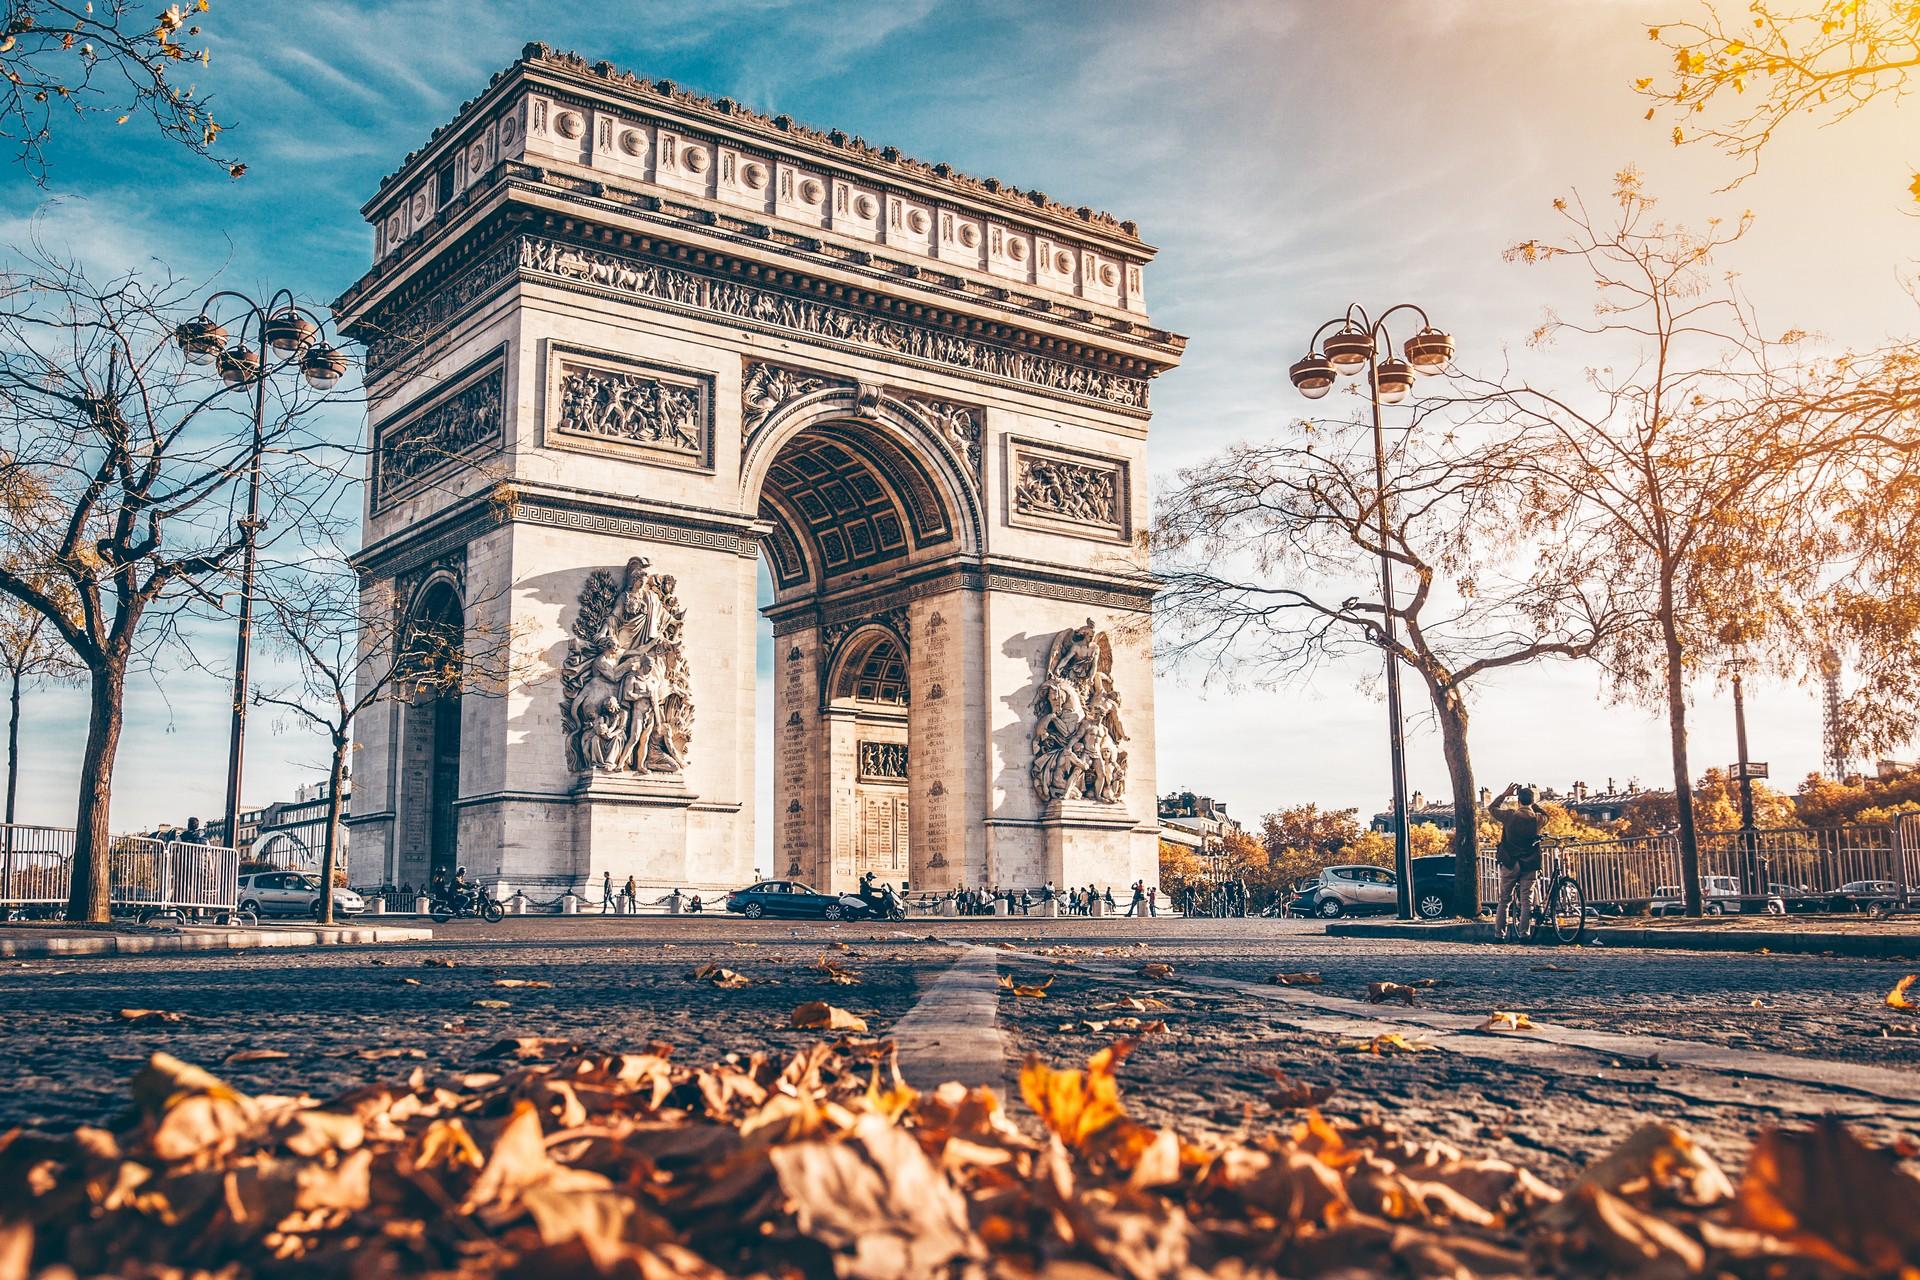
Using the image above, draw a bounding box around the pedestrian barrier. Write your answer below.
[1475,822,1916,913]
[0,825,238,916]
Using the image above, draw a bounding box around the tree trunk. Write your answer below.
[1434,685,1480,918]
[319,736,347,927]
[66,662,124,923]
[1661,608,1702,918]
[5,666,20,827]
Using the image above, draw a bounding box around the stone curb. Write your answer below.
[1325,919,1920,959]
[0,925,435,959]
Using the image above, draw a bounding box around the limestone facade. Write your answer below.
[335,44,1184,900]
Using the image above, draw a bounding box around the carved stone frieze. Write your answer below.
[556,361,705,455]
[1031,619,1128,806]
[514,236,1150,410]
[857,740,908,781]
[742,361,844,438]
[561,557,694,775]
[375,357,505,505]
[1014,452,1120,528]
[902,394,983,478]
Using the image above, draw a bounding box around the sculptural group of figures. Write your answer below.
[1030,619,1128,805]
[561,557,695,775]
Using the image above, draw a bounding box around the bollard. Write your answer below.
[1089,898,1106,918]
[940,898,958,917]
[561,893,579,915]
[510,893,527,916]
[1041,900,1059,918]
[414,895,431,915]
[993,899,1009,916]
[368,899,385,916]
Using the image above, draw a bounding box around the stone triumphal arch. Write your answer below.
[335,45,1185,900]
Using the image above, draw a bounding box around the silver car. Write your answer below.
[237,870,364,920]
[1299,864,1399,918]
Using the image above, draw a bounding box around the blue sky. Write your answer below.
[3,0,1914,848]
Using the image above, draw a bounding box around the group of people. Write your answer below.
[950,885,1029,915]
[1178,878,1251,917]
[1054,884,1119,916]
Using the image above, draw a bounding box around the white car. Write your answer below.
[236,870,364,920]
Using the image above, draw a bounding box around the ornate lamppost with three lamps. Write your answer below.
[174,294,347,856]
[1287,305,1455,920]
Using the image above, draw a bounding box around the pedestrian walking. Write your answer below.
[1491,783,1546,941]
[623,874,638,916]
[1147,885,1158,916]
[602,871,614,914]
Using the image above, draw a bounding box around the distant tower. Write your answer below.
[1821,647,1850,779]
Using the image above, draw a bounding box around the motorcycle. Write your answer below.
[836,886,906,922]
[429,885,505,924]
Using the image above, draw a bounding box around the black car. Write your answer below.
[724,879,844,920]
[1409,856,1459,920]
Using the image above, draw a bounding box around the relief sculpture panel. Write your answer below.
[561,557,695,775]
[1030,619,1128,805]
[1008,439,1129,540]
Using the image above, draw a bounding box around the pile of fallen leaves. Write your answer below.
[3,1036,1918,1279]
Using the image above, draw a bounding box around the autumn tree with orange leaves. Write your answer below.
[1640,1,1920,199]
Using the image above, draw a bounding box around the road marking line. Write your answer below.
[889,945,1009,1095]
[998,950,1920,1109]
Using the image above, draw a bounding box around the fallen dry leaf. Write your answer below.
[470,999,510,1010]
[396,976,422,986]
[1058,1018,1167,1035]
[1271,971,1323,986]
[1367,981,1418,1006]
[1340,1032,1431,1054]
[1532,963,1577,972]
[358,1047,427,1061]
[1886,974,1917,1011]
[1096,995,1170,1012]
[115,1008,183,1025]
[1262,1068,1337,1108]
[1485,1011,1535,1031]
[790,1000,868,1032]
[479,1036,587,1060]
[1140,962,1175,980]
[493,979,554,989]
[422,957,457,968]
[223,1048,290,1064]
[693,963,750,989]
[814,954,861,985]
[997,974,1054,998]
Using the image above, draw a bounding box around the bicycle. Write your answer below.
[1522,847,1586,945]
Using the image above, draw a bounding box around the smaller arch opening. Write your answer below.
[395,578,464,891]
[829,630,909,708]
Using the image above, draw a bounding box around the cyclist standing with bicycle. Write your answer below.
[1490,783,1545,942]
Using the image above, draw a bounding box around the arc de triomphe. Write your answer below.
[335,44,1185,900]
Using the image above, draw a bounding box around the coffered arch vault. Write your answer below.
[742,387,984,601]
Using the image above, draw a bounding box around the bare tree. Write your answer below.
[0,596,78,824]
[0,0,240,182]
[251,551,519,925]
[1640,0,1920,196]
[1455,171,1868,915]
[0,249,347,920]
[1154,417,1619,917]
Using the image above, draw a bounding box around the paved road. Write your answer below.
[2,916,1915,1179]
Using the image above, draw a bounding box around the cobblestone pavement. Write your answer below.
[2,915,1916,1183]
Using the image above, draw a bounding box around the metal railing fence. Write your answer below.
[1473,822,1916,911]
[1,825,238,914]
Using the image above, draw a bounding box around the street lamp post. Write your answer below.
[174,293,346,856]
[1726,657,1762,895]
[1287,304,1455,921]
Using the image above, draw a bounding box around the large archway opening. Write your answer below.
[394,578,464,891]
[746,402,977,894]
